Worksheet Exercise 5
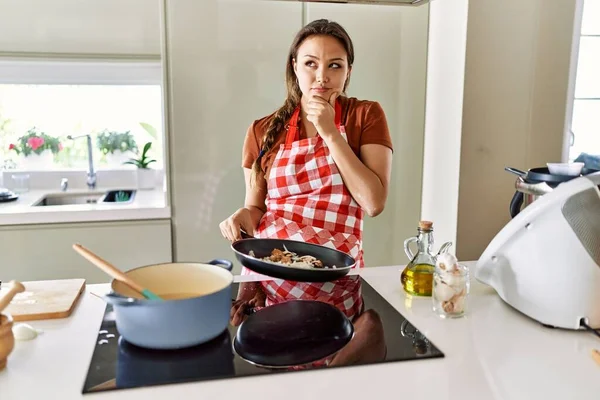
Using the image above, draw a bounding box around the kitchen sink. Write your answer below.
[33,190,136,207]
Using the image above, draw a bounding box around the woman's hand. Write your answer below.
[306,91,339,140]
[230,288,266,326]
[219,207,256,242]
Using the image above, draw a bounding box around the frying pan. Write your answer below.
[233,299,354,368]
[231,234,355,282]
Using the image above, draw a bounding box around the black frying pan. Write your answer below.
[233,299,354,368]
[231,234,355,282]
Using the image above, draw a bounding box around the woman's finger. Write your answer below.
[226,221,239,242]
[232,304,248,326]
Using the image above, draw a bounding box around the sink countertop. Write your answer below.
[0,187,170,226]
[1,263,599,400]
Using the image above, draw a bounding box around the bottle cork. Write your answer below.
[419,220,433,230]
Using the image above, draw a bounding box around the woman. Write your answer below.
[220,19,391,365]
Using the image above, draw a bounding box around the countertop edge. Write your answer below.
[0,206,171,226]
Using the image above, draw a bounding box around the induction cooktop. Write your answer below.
[82,278,444,394]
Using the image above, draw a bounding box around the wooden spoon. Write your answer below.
[72,243,162,301]
[0,281,25,314]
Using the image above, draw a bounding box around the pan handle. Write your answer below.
[509,191,523,218]
[240,229,255,239]
[104,292,141,306]
[505,167,527,178]
[207,259,233,271]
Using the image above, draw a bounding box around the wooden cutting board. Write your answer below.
[0,279,86,321]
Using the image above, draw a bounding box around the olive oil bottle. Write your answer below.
[401,221,451,296]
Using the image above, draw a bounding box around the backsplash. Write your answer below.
[0,168,165,191]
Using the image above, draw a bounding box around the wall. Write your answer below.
[420,0,469,252]
[456,0,579,260]
[164,0,431,273]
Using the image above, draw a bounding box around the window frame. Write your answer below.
[564,0,600,162]
[0,58,162,85]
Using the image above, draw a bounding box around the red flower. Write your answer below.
[58,143,63,151]
[8,144,15,150]
[27,137,45,150]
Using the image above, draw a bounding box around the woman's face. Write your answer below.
[293,35,351,101]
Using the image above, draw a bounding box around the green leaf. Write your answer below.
[142,141,152,156]
[139,122,158,140]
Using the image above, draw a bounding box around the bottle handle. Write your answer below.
[404,237,418,261]
[437,241,453,256]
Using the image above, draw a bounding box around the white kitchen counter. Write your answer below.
[0,187,170,225]
[0,262,598,400]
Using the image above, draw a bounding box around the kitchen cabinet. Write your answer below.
[0,219,172,284]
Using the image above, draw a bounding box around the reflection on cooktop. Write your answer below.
[82,278,444,394]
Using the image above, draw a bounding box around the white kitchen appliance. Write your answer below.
[476,172,600,330]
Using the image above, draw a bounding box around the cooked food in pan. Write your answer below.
[248,245,337,269]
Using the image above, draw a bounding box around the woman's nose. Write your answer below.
[316,70,328,84]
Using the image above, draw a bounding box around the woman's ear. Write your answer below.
[292,58,297,74]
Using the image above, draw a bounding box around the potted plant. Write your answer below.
[96,130,138,166]
[124,142,156,189]
[8,128,62,170]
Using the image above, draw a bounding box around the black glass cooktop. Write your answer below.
[82,278,444,394]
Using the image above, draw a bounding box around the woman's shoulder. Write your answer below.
[247,110,276,140]
[340,96,393,152]
[340,96,387,124]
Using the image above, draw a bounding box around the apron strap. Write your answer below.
[285,99,342,145]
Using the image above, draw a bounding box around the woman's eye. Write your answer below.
[330,63,341,69]
[305,61,316,67]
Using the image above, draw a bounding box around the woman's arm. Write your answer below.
[219,168,267,240]
[227,168,269,307]
[243,168,268,230]
[324,138,392,217]
[306,94,393,217]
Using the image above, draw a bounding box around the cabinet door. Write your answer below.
[0,220,172,284]
[164,0,302,274]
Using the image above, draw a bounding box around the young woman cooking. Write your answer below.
[220,19,392,366]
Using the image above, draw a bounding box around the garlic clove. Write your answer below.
[12,323,39,341]
[453,296,466,313]
[434,281,456,302]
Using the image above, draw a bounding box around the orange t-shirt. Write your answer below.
[241,96,393,180]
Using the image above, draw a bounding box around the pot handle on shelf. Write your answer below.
[207,259,233,271]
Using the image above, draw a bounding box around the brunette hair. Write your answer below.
[250,19,354,186]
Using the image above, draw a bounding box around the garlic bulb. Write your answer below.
[436,252,459,273]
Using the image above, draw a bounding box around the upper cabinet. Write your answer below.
[0,0,161,56]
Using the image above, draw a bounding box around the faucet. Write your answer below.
[67,134,96,189]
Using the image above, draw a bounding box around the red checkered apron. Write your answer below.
[242,100,365,324]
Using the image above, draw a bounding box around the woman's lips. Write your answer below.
[312,87,329,93]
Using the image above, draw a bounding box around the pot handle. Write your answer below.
[509,191,523,218]
[103,292,141,306]
[207,259,233,271]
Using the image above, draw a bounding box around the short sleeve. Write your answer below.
[242,121,260,169]
[359,102,393,152]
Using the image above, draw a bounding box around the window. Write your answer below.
[0,59,164,171]
[568,0,600,163]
